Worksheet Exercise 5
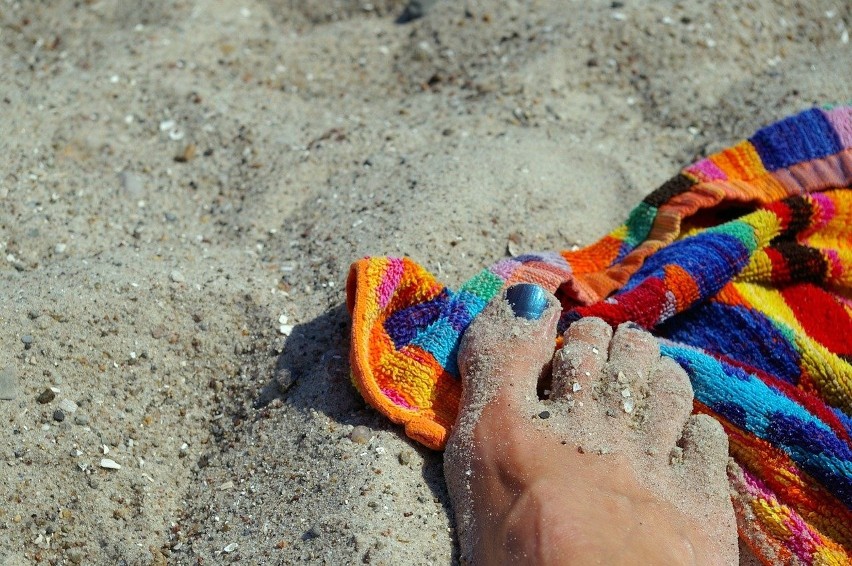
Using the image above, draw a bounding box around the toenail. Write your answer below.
[505,283,549,320]
[625,321,644,330]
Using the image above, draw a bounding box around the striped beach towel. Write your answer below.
[346,105,852,563]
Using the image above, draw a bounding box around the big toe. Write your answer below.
[445,284,560,561]
[455,284,561,429]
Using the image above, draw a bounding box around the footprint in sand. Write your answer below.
[444,284,738,565]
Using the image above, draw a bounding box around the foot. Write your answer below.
[444,286,738,565]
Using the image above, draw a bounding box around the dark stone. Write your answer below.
[36,389,56,404]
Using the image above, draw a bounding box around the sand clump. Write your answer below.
[0,0,849,563]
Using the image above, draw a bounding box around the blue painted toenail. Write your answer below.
[506,284,549,320]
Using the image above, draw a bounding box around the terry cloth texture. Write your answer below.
[346,105,852,564]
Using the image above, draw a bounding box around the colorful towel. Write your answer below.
[346,105,852,563]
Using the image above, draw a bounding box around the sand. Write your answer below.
[0,0,849,564]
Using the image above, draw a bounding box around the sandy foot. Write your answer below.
[444,287,738,565]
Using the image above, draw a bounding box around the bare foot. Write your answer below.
[444,285,738,565]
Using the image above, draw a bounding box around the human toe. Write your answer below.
[643,355,694,459]
[457,284,561,419]
[676,414,729,482]
[551,317,611,401]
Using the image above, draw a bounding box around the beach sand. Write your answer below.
[1,0,849,563]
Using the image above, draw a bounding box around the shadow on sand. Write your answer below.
[255,302,452,517]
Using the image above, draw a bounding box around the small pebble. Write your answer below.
[59,398,78,413]
[169,270,185,283]
[54,243,67,254]
[223,542,239,553]
[21,335,33,349]
[305,525,321,539]
[349,425,372,444]
[0,366,18,400]
[100,458,121,470]
[174,143,196,162]
[507,238,519,257]
[538,410,551,419]
[74,413,89,426]
[53,409,65,422]
[397,0,438,22]
[398,449,413,465]
[119,171,144,197]
[65,548,84,564]
[36,388,56,404]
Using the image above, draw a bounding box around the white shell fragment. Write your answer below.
[100,458,121,470]
[507,239,519,257]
